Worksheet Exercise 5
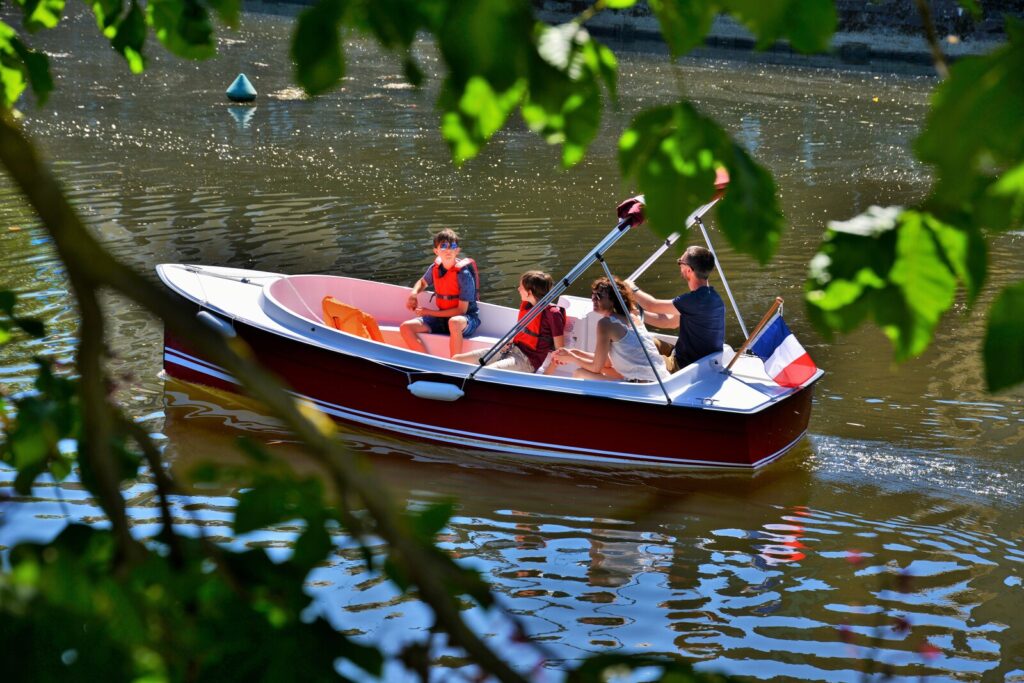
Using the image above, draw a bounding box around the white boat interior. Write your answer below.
[157,264,818,412]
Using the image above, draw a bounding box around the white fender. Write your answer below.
[407,381,464,402]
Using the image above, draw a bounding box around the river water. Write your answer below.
[1,7,1022,681]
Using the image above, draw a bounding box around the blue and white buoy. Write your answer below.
[226,73,257,102]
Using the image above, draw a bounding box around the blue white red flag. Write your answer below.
[749,312,817,388]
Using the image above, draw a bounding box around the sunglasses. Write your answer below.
[591,291,608,301]
[677,259,691,268]
[436,241,459,250]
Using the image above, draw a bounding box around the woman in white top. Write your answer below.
[551,276,670,382]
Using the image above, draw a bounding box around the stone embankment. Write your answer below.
[536,0,1021,66]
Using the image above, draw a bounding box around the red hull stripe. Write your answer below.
[163,347,807,469]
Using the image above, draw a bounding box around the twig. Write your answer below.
[116,412,184,567]
[913,0,950,79]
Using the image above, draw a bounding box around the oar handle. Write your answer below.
[725,297,783,372]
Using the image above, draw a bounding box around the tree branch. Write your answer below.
[0,111,528,683]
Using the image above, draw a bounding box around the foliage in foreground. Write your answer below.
[0,0,1021,680]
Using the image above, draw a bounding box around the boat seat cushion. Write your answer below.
[322,296,384,342]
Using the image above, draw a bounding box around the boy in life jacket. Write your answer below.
[453,270,565,373]
[401,228,481,357]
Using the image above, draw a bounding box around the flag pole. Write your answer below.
[724,297,783,373]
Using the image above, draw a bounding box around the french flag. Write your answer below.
[749,313,817,388]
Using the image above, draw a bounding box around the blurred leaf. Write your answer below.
[0,22,30,107]
[10,39,52,106]
[437,0,533,93]
[234,481,292,534]
[87,0,123,31]
[983,281,1024,392]
[205,0,240,27]
[15,0,66,32]
[147,0,216,60]
[955,0,981,19]
[724,0,836,53]
[529,23,616,166]
[1,359,79,493]
[915,26,1024,211]
[0,324,11,345]
[291,517,333,569]
[440,76,524,165]
[619,101,783,262]
[604,0,639,8]
[806,208,982,361]
[409,500,454,539]
[236,435,272,464]
[648,0,717,56]
[104,0,147,73]
[0,289,15,313]
[14,316,45,338]
[292,0,346,97]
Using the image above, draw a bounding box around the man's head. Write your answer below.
[433,228,461,266]
[519,270,553,303]
[677,246,714,283]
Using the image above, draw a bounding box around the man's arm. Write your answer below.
[624,280,679,318]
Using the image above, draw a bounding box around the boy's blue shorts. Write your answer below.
[422,313,481,338]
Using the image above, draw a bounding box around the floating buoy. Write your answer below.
[226,73,256,102]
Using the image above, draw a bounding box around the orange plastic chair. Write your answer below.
[321,296,384,342]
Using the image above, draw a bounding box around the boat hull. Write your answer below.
[164,305,816,469]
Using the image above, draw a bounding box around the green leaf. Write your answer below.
[234,482,291,534]
[87,0,122,31]
[292,0,346,96]
[291,518,332,569]
[147,0,216,60]
[619,101,783,262]
[11,38,52,106]
[205,0,240,27]
[648,0,717,56]
[0,22,30,107]
[437,0,533,93]
[806,208,981,362]
[0,289,15,313]
[15,316,45,338]
[17,0,66,32]
[724,0,837,53]
[955,0,981,19]
[983,281,1024,392]
[887,212,959,358]
[0,324,11,345]
[440,76,524,165]
[603,0,638,8]
[915,30,1024,208]
[409,500,454,540]
[106,0,147,73]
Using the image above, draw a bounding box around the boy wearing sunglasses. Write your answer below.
[401,228,481,357]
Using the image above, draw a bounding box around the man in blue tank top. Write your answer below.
[625,245,725,372]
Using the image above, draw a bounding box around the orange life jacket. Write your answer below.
[513,302,565,350]
[432,257,479,310]
[321,296,384,342]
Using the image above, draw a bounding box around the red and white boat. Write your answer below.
[157,197,822,469]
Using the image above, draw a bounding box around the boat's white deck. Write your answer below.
[157,264,816,412]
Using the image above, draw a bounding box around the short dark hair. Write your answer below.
[433,228,460,247]
[520,271,553,300]
[680,246,714,279]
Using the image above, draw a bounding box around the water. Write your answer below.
[1,6,1022,680]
